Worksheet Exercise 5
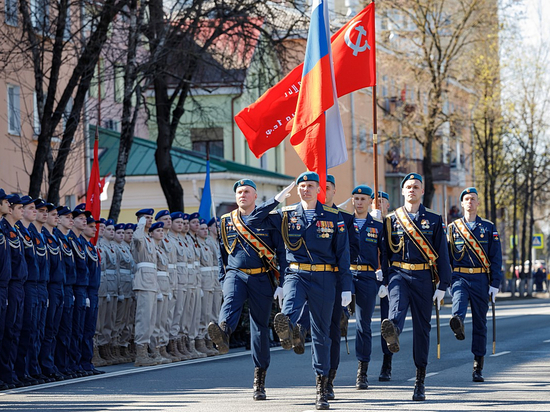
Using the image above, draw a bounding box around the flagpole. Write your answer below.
[372,0,379,209]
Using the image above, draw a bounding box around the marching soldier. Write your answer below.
[208,179,287,401]
[113,223,136,362]
[206,218,223,342]
[380,173,452,401]
[371,191,393,381]
[131,209,159,367]
[447,187,502,382]
[246,172,351,410]
[349,185,384,390]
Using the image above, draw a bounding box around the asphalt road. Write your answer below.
[1,295,550,412]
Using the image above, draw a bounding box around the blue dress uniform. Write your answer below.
[68,225,89,374]
[448,188,502,381]
[81,224,101,373]
[351,188,384,389]
[39,221,66,379]
[0,196,29,386]
[13,217,42,383]
[0,190,12,389]
[247,193,352,379]
[28,220,50,381]
[54,220,77,376]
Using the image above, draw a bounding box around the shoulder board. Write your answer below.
[338,207,353,215]
[281,205,297,212]
[480,217,495,225]
[221,213,230,220]
[322,205,338,214]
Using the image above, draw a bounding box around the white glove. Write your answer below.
[370,209,382,220]
[106,294,111,302]
[378,285,388,298]
[275,182,296,202]
[168,292,173,300]
[46,299,49,307]
[200,289,204,298]
[273,286,284,308]
[157,293,164,302]
[117,294,124,302]
[433,289,445,310]
[341,291,352,307]
[85,298,90,307]
[375,269,384,282]
[72,295,76,302]
[489,286,499,303]
[138,216,147,225]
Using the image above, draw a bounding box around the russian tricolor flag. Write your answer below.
[290,0,347,202]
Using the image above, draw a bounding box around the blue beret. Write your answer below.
[44,203,56,212]
[327,174,336,185]
[72,208,91,218]
[182,213,189,221]
[352,185,373,196]
[104,219,115,227]
[20,196,38,206]
[99,218,106,224]
[371,191,389,200]
[7,194,23,205]
[155,210,170,220]
[124,223,136,231]
[296,171,319,184]
[460,187,478,201]
[207,217,219,227]
[75,203,86,210]
[115,223,125,231]
[149,222,164,232]
[35,199,47,209]
[136,208,154,217]
[0,189,6,201]
[170,212,184,221]
[86,216,101,224]
[401,173,423,188]
[189,212,200,221]
[233,179,257,192]
[199,218,207,225]
[57,206,72,216]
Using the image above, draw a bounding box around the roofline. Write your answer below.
[124,172,294,186]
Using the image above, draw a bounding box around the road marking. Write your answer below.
[490,351,511,357]
[407,372,439,381]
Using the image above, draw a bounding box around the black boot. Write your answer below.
[293,324,306,355]
[412,368,426,401]
[207,321,231,354]
[315,374,330,410]
[473,356,484,382]
[381,319,400,353]
[449,315,465,340]
[253,367,267,400]
[326,369,337,400]
[379,354,392,381]
[356,361,368,389]
[274,313,293,350]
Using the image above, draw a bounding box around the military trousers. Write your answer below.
[387,268,433,369]
[134,290,157,346]
[0,286,8,365]
[38,282,63,375]
[29,281,48,376]
[170,285,187,340]
[219,269,274,369]
[151,275,171,348]
[55,285,74,374]
[0,280,25,383]
[353,272,378,362]
[15,281,39,379]
[451,272,490,357]
[379,295,393,356]
[81,287,99,371]
[282,270,336,376]
[69,285,88,370]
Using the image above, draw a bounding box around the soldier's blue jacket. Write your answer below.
[219,208,287,283]
[0,220,12,287]
[54,228,76,285]
[338,207,359,265]
[381,204,452,290]
[29,223,49,282]
[447,216,503,288]
[246,198,352,292]
[82,237,101,289]
[43,227,65,284]
[354,214,384,269]
[2,219,28,282]
[68,230,89,287]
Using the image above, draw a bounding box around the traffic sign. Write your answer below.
[533,234,544,249]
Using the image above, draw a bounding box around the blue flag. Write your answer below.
[198,160,212,221]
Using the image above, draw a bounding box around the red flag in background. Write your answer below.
[85,138,102,245]
[235,2,376,158]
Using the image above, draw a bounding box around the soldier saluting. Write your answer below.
[447,187,502,382]
[380,173,451,401]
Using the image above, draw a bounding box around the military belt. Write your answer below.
[105,270,117,275]
[176,262,187,268]
[392,262,431,271]
[119,269,132,275]
[289,263,338,272]
[157,271,169,277]
[187,263,194,269]
[350,264,375,272]
[238,267,267,275]
[455,267,488,274]
[137,262,156,270]
[200,267,211,272]
[168,264,176,269]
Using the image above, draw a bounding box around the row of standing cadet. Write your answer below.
[207,173,502,411]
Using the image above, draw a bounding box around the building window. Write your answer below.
[89,59,104,98]
[7,84,21,136]
[31,0,49,33]
[191,128,223,157]
[33,91,41,137]
[5,0,17,25]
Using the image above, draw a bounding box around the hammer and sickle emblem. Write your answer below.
[345,20,370,56]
